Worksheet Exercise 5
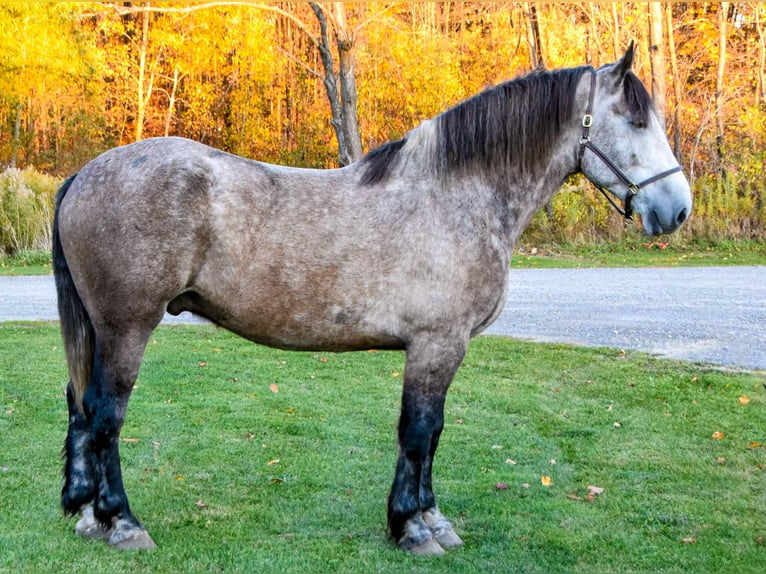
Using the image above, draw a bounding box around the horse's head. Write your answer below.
[578,43,692,235]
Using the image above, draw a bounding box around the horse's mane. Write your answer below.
[360,65,653,186]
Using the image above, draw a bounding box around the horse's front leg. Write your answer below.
[388,337,466,555]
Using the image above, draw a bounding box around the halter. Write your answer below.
[578,70,683,220]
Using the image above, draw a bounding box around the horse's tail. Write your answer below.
[53,174,93,413]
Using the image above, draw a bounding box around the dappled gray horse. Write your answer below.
[54,44,690,554]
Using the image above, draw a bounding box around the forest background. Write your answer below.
[0,2,764,255]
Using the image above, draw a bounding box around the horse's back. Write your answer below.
[57,137,508,351]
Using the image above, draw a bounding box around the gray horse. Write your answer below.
[54,45,690,555]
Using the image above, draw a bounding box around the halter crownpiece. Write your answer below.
[578,70,683,221]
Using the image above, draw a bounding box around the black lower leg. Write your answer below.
[388,396,445,546]
[62,382,98,515]
[418,423,443,512]
[81,362,139,529]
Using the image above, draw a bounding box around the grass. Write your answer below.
[2,241,765,276]
[1,323,764,573]
[511,239,766,269]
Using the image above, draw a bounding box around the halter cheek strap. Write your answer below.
[578,70,683,221]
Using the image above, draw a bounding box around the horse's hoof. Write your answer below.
[422,507,463,549]
[433,527,464,549]
[74,504,111,539]
[408,538,445,556]
[108,520,156,550]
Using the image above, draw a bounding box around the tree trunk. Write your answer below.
[135,4,151,142]
[523,2,544,68]
[756,6,765,107]
[10,101,22,169]
[309,3,349,165]
[164,64,181,137]
[611,3,620,59]
[332,2,363,163]
[715,2,729,176]
[665,3,683,160]
[648,2,667,130]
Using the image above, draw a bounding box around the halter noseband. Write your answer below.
[578,70,683,221]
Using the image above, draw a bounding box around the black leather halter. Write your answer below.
[578,70,683,220]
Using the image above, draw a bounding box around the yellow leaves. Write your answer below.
[269,383,279,393]
[739,395,750,405]
[541,475,552,487]
[711,431,725,440]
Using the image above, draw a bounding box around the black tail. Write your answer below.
[53,175,94,413]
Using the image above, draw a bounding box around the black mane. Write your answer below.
[360,65,591,186]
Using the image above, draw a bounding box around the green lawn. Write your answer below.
[1,323,764,573]
[2,241,765,276]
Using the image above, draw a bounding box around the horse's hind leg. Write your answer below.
[83,326,157,549]
[388,336,467,555]
[62,382,107,539]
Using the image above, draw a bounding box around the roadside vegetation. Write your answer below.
[1,323,763,573]
[1,168,764,276]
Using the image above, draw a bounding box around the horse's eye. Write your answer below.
[630,118,647,129]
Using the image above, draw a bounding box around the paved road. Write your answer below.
[1,267,764,371]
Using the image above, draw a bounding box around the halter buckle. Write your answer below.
[582,114,593,128]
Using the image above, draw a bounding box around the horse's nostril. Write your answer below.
[676,207,688,225]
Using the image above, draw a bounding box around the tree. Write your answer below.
[648,2,667,130]
[309,2,363,165]
[715,2,730,175]
[665,3,683,160]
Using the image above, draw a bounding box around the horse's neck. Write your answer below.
[467,140,579,247]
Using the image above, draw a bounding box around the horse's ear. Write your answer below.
[611,41,635,84]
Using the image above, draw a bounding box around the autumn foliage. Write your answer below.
[0,2,764,245]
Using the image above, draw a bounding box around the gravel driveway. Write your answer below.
[1,267,764,371]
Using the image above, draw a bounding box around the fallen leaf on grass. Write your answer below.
[269,383,279,393]
[194,500,208,508]
[120,437,139,444]
[267,458,280,466]
[712,431,725,439]
[541,476,552,487]
[739,396,751,405]
[681,537,696,544]
[748,442,763,450]
[197,361,206,368]
[495,482,509,490]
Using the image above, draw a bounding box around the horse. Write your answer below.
[53,44,691,555]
